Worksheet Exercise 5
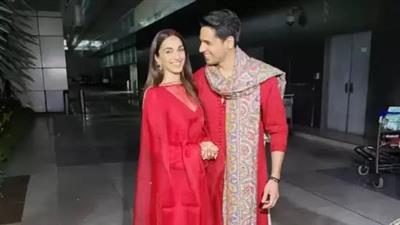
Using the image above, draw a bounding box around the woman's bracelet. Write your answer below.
[269,176,281,183]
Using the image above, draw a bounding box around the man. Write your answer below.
[193,9,288,225]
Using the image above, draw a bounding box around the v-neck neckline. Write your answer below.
[159,85,200,113]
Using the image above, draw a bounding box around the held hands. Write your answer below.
[261,179,280,210]
[200,141,219,160]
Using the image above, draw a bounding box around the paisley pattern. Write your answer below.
[206,48,285,225]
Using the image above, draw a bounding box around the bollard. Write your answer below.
[79,89,86,115]
[126,80,133,105]
[63,90,69,115]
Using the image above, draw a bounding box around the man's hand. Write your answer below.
[261,179,279,209]
[261,151,285,209]
[200,141,218,160]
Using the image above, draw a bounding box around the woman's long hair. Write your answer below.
[144,29,199,103]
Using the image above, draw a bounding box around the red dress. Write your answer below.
[133,84,213,225]
[193,67,288,225]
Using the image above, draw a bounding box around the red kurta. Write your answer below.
[133,84,213,225]
[193,67,288,225]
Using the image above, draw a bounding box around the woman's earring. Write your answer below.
[157,63,162,71]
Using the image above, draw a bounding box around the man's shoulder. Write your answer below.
[262,76,278,85]
[193,67,206,82]
[260,76,279,95]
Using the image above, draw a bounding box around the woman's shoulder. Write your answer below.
[143,86,164,103]
[145,85,165,94]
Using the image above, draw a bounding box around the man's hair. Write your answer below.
[200,9,241,45]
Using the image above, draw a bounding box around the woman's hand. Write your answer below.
[200,141,219,160]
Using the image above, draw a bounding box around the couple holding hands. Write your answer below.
[134,9,288,225]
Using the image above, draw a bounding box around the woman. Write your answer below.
[133,29,217,225]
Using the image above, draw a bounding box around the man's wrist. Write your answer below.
[270,172,281,180]
[269,176,281,183]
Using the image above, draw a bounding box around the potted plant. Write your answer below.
[0,0,36,193]
[0,0,36,96]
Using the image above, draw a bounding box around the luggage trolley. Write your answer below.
[354,106,400,188]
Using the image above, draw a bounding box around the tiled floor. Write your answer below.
[1,97,400,225]
[0,176,30,224]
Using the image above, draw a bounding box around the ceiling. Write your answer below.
[62,0,140,42]
[25,0,61,11]
[24,0,305,50]
[23,0,139,47]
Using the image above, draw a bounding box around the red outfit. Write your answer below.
[133,84,213,225]
[193,67,288,225]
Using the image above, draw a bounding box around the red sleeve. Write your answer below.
[134,88,162,225]
[261,77,288,151]
[193,67,210,143]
